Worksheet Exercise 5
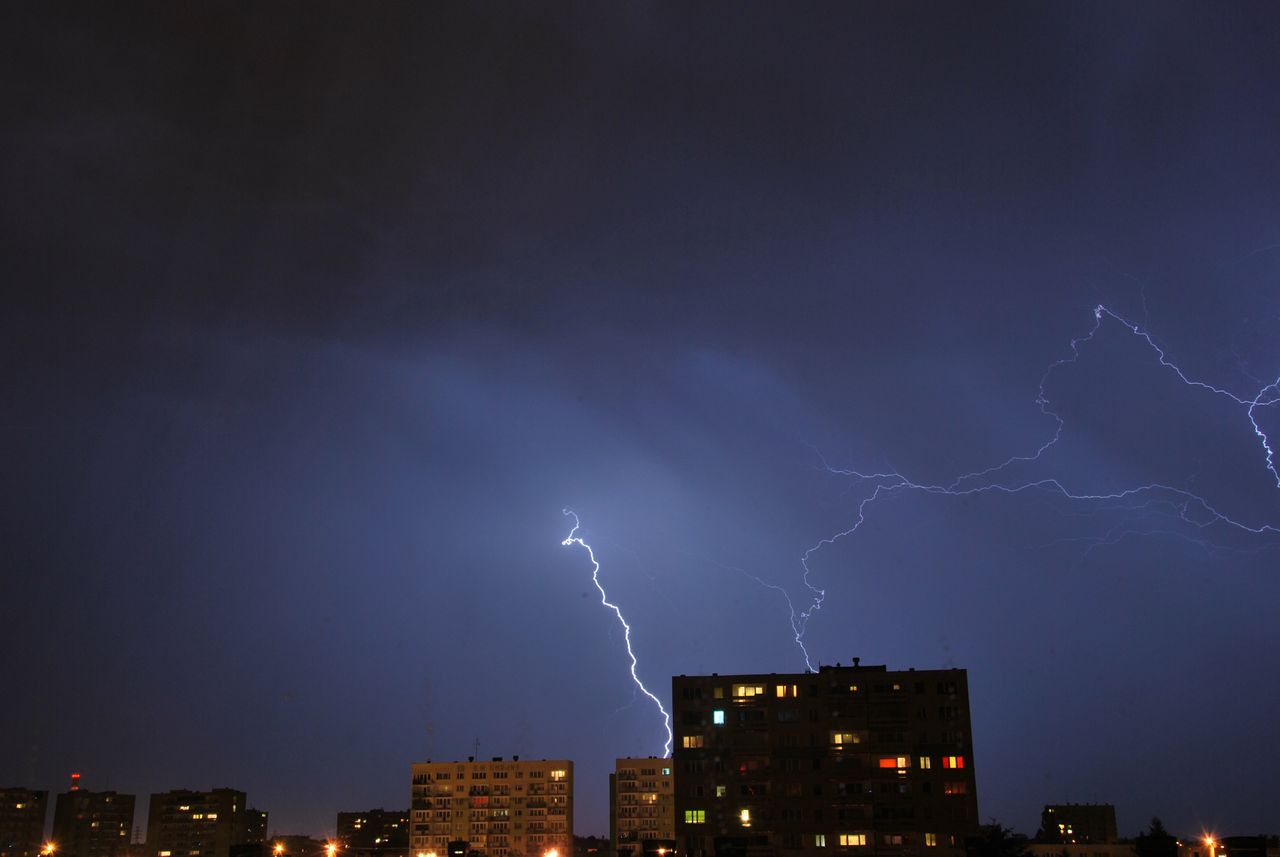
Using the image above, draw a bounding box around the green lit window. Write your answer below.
[684,810,705,824]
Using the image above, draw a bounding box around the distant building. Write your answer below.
[609,759,674,857]
[1218,837,1280,857]
[146,790,265,857]
[1,789,49,857]
[410,757,573,857]
[1038,807,1119,844]
[572,836,608,857]
[52,791,135,857]
[672,662,980,857]
[336,809,408,857]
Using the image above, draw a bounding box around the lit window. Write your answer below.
[739,809,751,827]
[815,836,827,848]
[848,684,859,693]
[732,684,766,698]
[713,710,725,725]
[925,834,938,847]
[831,731,861,747]
[943,782,967,795]
[919,757,931,770]
[713,687,724,699]
[942,756,964,769]
[160,852,172,856]
[715,786,726,798]
[775,684,797,698]
[878,756,910,769]
[661,768,671,776]
[683,810,705,824]
[550,770,567,781]
[207,814,217,820]
[839,835,866,847]
[682,735,704,748]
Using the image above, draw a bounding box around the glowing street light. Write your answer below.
[326,844,338,857]
[545,849,560,857]
[273,845,284,857]
[1204,836,1217,857]
[41,843,57,856]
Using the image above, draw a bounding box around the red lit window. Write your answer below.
[878,756,909,769]
[942,756,965,769]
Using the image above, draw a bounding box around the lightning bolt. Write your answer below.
[561,508,673,757]
[779,303,1280,670]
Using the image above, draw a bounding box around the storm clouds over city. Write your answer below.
[3,2,1279,840]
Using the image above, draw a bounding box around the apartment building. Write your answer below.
[610,759,675,857]
[410,757,572,857]
[672,662,979,857]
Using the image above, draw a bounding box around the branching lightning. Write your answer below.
[779,303,1280,672]
[561,509,673,757]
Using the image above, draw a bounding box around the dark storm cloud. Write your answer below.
[3,0,1280,841]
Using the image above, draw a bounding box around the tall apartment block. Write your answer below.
[146,790,266,857]
[52,791,134,857]
[672,663,979,857]
[410,757,573,857]
[336,809,409,857]
[610,759,675,857]
[1,789,49,857]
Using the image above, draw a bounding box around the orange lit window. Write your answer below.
[775,684,798,698]
[878,756,910,769]
[942,756,964,769]
[682,736,704,749]
[943,782,967,795]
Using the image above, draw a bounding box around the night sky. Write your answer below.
[4,1,1280,842]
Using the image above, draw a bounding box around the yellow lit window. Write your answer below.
[550,770,567,781]
[919,757,931,769]
[682,735,704,749]
[942,756,964,769]
[775,684,797,698]
[683,810,705,824]
[831,731,861,747]
[715,786,726,797]
[206,814,217,820]
[925,834,937,847]
[839,835,866,847]
[732,684,766,698]
[713,687,724,699]
[739,809,751,827]
[815,836,826,848]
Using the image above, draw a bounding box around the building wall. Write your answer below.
[611,759,675,857]
[410,758,573,857]
[146,790,260,857]
[52,791,135,857]
[672,664,979,857]
[1,789,48,857]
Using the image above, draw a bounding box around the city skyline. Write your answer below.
[4,0,1279,844]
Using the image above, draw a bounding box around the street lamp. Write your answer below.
[326,844,338,857]
[41,843,56,856]
[273,844,284,857]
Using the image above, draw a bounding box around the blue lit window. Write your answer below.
[713,710,725,725]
